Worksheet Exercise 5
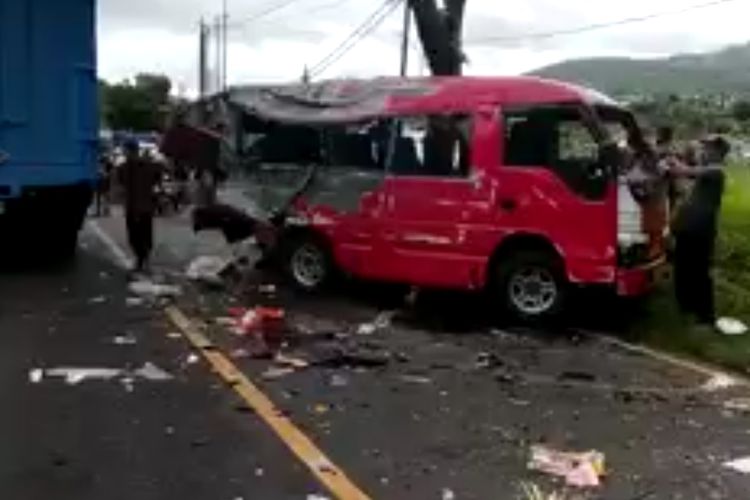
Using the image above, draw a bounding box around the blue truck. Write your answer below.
[0,0,97,256]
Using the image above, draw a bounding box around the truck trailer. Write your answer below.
[0,0,97,256]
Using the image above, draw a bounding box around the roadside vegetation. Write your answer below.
[635,162,750,371]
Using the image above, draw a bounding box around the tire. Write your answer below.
[494,250,567,323]
[283,234,333,292]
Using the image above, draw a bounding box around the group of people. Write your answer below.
[654,126,731,328]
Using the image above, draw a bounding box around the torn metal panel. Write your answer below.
[245,165,385,215]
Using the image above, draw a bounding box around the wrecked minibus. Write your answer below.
[173,77,668,321]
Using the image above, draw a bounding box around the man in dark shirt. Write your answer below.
[670,135,730,326]
[117,140,162,273]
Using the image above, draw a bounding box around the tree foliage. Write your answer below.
[100,73,172,131]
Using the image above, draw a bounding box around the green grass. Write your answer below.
[634,162,750,372]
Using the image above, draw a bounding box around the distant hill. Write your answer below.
[530,42,750,96]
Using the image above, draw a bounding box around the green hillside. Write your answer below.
[531,42,750,95]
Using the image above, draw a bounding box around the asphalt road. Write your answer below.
[3,207,750,500]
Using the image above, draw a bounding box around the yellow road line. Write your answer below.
[165,306,372,500]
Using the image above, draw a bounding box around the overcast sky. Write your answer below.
[98,0,750,95]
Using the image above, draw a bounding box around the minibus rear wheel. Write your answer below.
[495,250,566,322]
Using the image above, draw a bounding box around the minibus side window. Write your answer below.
[387,114,471,178]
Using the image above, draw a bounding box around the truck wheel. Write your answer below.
[283,234,333,292]
[495,250,566,322]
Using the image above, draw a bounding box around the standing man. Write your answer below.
[670,135,731,326]
[117,139,162,274]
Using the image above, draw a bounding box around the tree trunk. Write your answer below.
[408,0,466,76]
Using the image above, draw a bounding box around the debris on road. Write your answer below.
[329,373,349,387]
[441,488,456,500]
[313,403,330,415]
[716,317,748,336]
[724,456,750,474]
[261,367,296,380]
[167,331,182,339]
[701,373,738,391]
[186,255,231,286]
[112,334,137,345]
[723,398,750,413]
[128,280,182,300]
[185,353,200,365]
[528,444,606,488]
[258,284,277,295]
[134,362,174,381]
[125,297,145,307]
[305,495,331,500]
[28,369,43,383]
[399,374,432,385]
[43,367,122,385]
[88,295,107,304]
[274,352,309,369]
[356,310,396,336]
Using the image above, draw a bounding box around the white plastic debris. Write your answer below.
[441,488,456,500]
[112,334,137,345]
[45,367,122,385]
[125,297,145,307]
[186,256,229,285]
[88,296,107,304]
[306,495,331,500]
[716,317,749,336]
[357,311,395,335]
[701,373,738,391]
[28,369,43,383]
[134,362,174,381]
[128,280,182,299]
[186,353,200,365]
[724,456,750,474]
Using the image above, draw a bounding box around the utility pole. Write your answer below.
[222,0,228,91]
[214,15,222,93]
[399,1,411,77]
[198,19,208,98]
[301,66,310,84]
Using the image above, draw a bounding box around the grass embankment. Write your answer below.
[635,163,750,371]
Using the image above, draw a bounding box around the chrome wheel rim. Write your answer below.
[291,243,325,289]
[508,267,557,316]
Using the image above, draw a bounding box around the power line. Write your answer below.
[469,0,742,44]
[231,0,307,27]
[309,0,402,78]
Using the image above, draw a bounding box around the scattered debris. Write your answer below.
[44,367,122,385]
[356,311,395,336]
[88,296,107,304]
[275,353,309,370]
[329,373,349,387]
[167,332,182,339]
[528,444,606,488]
[259,284,277,295]
[230,348,250,359]
[112,334,137,345]
[519,481,570,500]
[306,495,331,500]
[128,280,182,300]
[133,362,174,381]
[441,488,456,500]
[186,353,200,365]
[717,317,749,336]
[701,373,738,391]
[28,369,43,384]
[121,376,135,393]
[313,404,330,415]
[723,398,750,413]
[399,374,432,385]
[125,297,145,307]
[475,352,504,370]
[261,367,296,380]
[255,467,265,477]
[724,456,750,474]
[186,256,231,286]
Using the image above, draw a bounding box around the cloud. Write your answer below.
[98,0,750,93]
